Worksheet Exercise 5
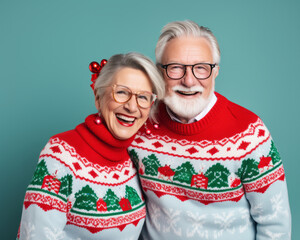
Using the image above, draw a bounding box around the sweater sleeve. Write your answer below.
[17,140,72,240]
[239,131,291,240]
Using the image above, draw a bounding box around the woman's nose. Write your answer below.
[124,95,139,112]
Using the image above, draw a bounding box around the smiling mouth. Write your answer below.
[116,114,136,126]
[176,90,200,96]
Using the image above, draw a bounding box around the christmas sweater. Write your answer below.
[129,92,291,240]
[18,114,146,240]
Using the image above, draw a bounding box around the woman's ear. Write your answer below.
[95,94,100,111]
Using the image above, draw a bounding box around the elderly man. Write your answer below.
[129,20,291,240]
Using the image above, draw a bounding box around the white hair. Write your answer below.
[155,20,220,64]
[94,52,165,122]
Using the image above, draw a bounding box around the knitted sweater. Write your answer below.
[129,93,291,240]
[18,114,146,240]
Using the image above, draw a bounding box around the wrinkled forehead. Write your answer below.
[162,36,214,64]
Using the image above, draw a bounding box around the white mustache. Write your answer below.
[171,85,204,92]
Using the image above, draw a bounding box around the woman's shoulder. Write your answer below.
[39,127,85,166]
[51,129,77,140]
[40,128,83,155]
[50,123,86,143]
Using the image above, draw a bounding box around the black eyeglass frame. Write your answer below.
[158,63,217,80]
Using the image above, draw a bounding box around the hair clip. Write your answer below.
[89,59,107,90]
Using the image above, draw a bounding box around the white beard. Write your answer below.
[164,85,214,121]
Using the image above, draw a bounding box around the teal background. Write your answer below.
[1,0,299,239]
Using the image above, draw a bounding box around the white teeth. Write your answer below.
[116,114,135,122]
[178,91,198,95]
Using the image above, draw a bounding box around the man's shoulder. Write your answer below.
[211,93,263,139]
[217,92,260,122]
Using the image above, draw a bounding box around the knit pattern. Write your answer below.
[18,114,146,240]
[129,93,291,240]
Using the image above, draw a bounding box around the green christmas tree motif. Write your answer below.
[74,185,98,211]
[129,149,139,168]
[125,185,142,206]
[142,154,161,176]
[205,163,230,188]
[103,189,121,211]
[236,158,260,180]
[30,159,49,186]
[59,174,73,197]
[173,162,197,184]
[268,141,281,165]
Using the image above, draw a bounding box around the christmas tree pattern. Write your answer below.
[30,159,49,185]
[205,163,230,188]
[235,141,281,181]
[236,159,259,180]
[269,141,281,165]
[74,185,98,211]
[125,185,142,206]
[136,141,282,191]
[173,162,197,184]
[59,174,73,197]
[142,154,161,176]
[103,189,121,211]
[129,149,139,168]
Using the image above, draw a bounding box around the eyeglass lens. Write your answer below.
[113,85,154,108]
[167,63,213,79]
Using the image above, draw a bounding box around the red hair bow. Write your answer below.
[89,59,107,90]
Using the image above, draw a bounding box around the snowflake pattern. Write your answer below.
[161,208,182,236]
[238,208,252,233]
[147,200,162,231]
[250,200,263,216]
[263,229,286,240]
[21,221,35,240]
[147,201,182,236]
[44,227,66,240]
[186,211,208,239]
[147,203,254,239]
[256,192,289,222]
[213,211,236,238]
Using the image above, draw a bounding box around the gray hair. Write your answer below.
[94,52,165,122]
[155,20,220,64]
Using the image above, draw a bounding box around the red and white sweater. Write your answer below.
[18,114,146,240]
[129,92,291,240]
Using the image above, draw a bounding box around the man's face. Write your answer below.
[161,36,219,122]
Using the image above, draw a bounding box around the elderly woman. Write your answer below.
[17,52,165,240]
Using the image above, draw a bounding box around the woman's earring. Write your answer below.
[145,122,159,135]
[95,112,102,125]
[145,123,151,135]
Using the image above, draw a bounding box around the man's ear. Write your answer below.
[214,65,220,79]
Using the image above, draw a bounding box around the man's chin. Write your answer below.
[164,94,210,120]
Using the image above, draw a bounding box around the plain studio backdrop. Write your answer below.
[1,0,299,239]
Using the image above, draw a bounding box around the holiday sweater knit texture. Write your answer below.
[129,92,291,240]
[18,114,146,240]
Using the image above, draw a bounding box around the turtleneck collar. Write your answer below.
[75,114,136,162]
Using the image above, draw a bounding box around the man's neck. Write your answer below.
[166,108,191,124]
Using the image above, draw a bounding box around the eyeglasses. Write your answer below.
[159,63,217,80]
[111,84,157,109]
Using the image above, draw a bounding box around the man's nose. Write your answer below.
[182,66,198,87]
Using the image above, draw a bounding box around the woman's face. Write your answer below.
[95,67,153,140]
